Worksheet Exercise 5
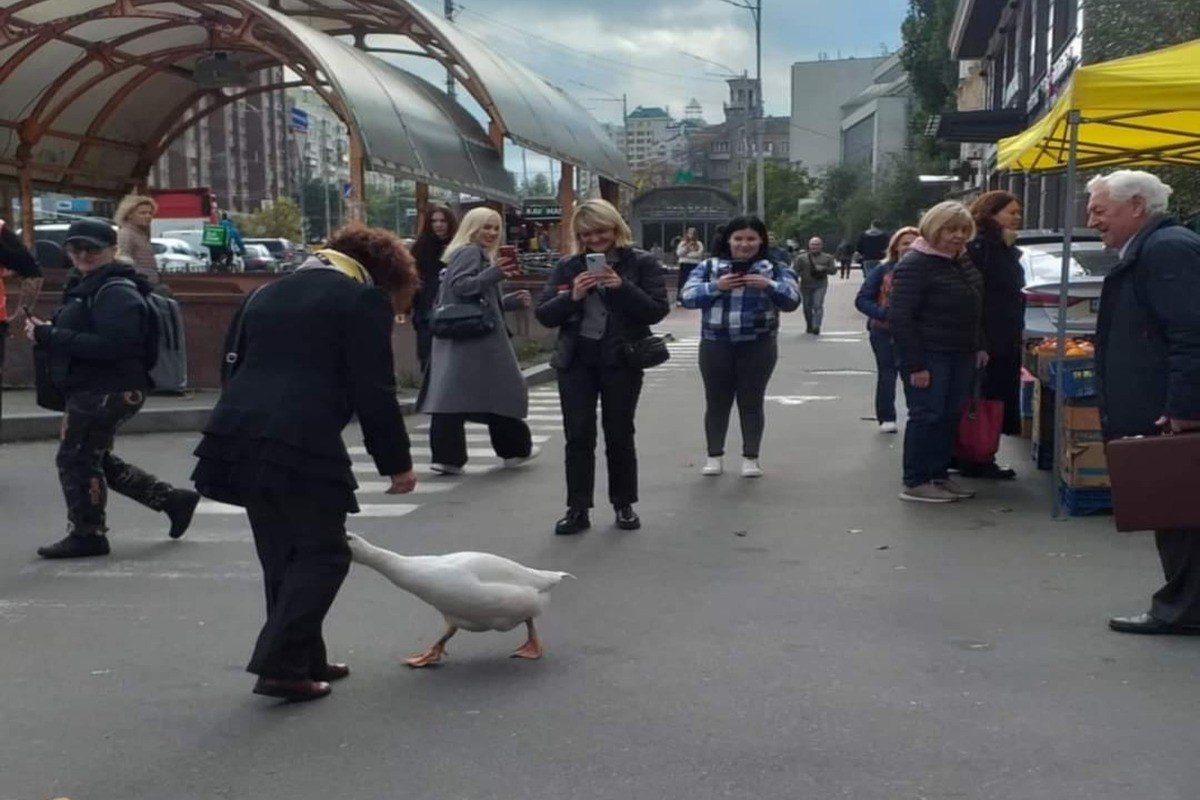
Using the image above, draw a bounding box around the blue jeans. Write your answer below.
[868,329,898,423]
[901,351,974,487]
[801,284,828,332]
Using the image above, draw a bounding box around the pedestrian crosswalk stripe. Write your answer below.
[347,435,549,455]
[352,481,458,494]
[413,422,561,433]
[196,500,419,517]
[353,461,500,475]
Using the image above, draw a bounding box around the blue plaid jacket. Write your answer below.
[679,257,801,342]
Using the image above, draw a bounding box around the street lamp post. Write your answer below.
[717,0,764,221]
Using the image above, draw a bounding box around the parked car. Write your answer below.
[151,238,207,273]
[244,237,301,269]
[242,243,280,273]
[19,219,119,269]
[1019,236,1119,340]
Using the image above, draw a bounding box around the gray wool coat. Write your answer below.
[416,244,528,419]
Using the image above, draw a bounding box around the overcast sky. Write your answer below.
[399,0,910,183]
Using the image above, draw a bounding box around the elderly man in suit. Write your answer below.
[1089,170,1200,635]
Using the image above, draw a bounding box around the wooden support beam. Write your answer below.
[348,134,366,223]
[598,177,620,207]
[415,182,430,231]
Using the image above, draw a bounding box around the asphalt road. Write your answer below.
[2,279,1196,800]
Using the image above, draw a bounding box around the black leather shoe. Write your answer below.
[252,677,332,701]
[960,461,1017,480]
[37,533,110,559]
[614,505,641,530]
[312,663,350,682]
[554,508,591,536]
[164,489,201,539]
[1108,612,1200,635]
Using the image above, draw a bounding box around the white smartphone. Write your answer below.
[585,253,608,274]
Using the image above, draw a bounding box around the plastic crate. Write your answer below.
[1020,379,1036,418]
[1046,359,1097,399]
[1032,440,1054,470]
[1059,483,1113,516]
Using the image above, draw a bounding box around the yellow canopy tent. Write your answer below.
[996,38,1200,517]
[998,38,1200,172]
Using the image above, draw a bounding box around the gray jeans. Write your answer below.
[800,284,828,332]
[698,337,779,458]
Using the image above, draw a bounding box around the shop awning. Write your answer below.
[932,110,1027,144]
[997,39,1200,172]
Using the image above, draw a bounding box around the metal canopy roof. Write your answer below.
[266,0,633,185]
[0,0,625,202]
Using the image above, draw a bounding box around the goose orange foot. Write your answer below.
[404,644,446,668]
[509,619,542,660]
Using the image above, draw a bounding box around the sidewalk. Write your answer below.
[1,363,558,443]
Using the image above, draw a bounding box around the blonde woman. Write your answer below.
[889,202,986,504]
[535,199,670,535]
[114,194,161,287]
[417,207,535,474]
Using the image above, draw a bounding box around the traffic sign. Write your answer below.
[289,107,309,131]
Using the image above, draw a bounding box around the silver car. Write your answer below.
[1020,240,1119,339]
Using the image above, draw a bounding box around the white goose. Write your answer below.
[346,533,574,667]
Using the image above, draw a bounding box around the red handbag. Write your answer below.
[955,374,1004,463]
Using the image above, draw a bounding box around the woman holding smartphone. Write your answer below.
[679,216,801,477]
[418,208,536,474]
[535,199,670,536]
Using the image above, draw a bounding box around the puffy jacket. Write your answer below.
[966,228,1025,356]
[855,260,896,331]
[1096,216,1200,439]
[887,248,983,373]
[33,262,152,393]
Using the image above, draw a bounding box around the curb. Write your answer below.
[1,362,558,444]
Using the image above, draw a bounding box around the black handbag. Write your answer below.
[429,299,495,340]
[32,343,65,412]
[622,335,671,370]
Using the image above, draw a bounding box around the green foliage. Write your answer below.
[520,173,554,198]
[363,184,416,235]
[730,161,815,234]
[232,197,303,241]
[899,0,960,161]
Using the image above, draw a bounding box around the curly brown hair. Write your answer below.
[326,223,418,311]
[969,191,1020,233]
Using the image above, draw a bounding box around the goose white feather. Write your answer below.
[346,533,573,665]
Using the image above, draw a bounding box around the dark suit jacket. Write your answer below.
[1096,216,1200,439]
[192,268,412,512]
[534,248,669,370]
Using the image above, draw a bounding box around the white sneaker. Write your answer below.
[701,457,724,476]
[429,463,464,476]
[741,458,763,478]
[503,445,542,469]
[879,421,898,434]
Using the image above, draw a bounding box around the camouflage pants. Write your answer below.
[57,390,172,535]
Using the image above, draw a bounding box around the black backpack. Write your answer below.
[88,277,163,386]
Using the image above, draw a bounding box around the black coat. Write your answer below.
[33,262,151,394]
[1096,216,1200,439]
[888,248,983,373]
[967,228,1025,356]
[535,248,670,370]
[411,238,448,317]
[191,269,412,513]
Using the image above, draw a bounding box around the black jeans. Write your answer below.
[698,337,778,458]
[869,329,898,423]
[557,338,643,509]
[245,492,350,680]
[900,351,974,487]
[56,390,172,535]
[413,311,433,376]
[429,413,532,468]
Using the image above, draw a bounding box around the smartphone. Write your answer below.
[730,260,751,275]
[585,253,608,274]
[499,244,518,265]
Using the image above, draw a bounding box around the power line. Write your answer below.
[454,5,726,85]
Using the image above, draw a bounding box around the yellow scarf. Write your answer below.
[313,249,372,285]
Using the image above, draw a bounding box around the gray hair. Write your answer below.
[1086,170,1173,214]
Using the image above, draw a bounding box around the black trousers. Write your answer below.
[429,412,531,468]
[56,390,172,535]
[557,338,643,510]
[244,492,351,680]
[1150,530,1200,626]
[413,312,433,376]
[698,337,778,458]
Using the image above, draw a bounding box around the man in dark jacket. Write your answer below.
[2,219,42,438]
[856,220,890,277]
[25,219,199,559]
[1088,171,1200,635]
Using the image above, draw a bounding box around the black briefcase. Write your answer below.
[1106,433,1200,532]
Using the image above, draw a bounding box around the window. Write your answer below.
[1029,0,1048,82]
[1052,0,1078,55]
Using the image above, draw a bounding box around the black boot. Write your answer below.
[164,489,201,539]
[554,508,591,536]
[37,533,110,559]
[959,461,1017,480]
[614,505,641,531]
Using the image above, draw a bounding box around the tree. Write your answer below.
[520,173,553,198]
[732,161,815,234]
[898,0,960,162]
[301,179,345,243]
[234,197,303,241]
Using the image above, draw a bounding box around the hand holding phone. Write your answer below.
[585,253,608,274]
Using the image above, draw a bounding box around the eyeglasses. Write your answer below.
[66,243,103,256]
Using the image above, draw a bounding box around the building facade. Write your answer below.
[790,55,889,172]
[687,77,790,192]
[839,54,913,180]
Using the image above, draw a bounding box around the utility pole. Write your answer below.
[444,0,456,98]
[754,0,764,222]
[321,117,331,241]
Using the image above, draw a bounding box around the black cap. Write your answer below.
[64,218,117,248]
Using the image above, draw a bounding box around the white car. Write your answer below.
[151,237,207,273]
[1020,240,1119,339]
